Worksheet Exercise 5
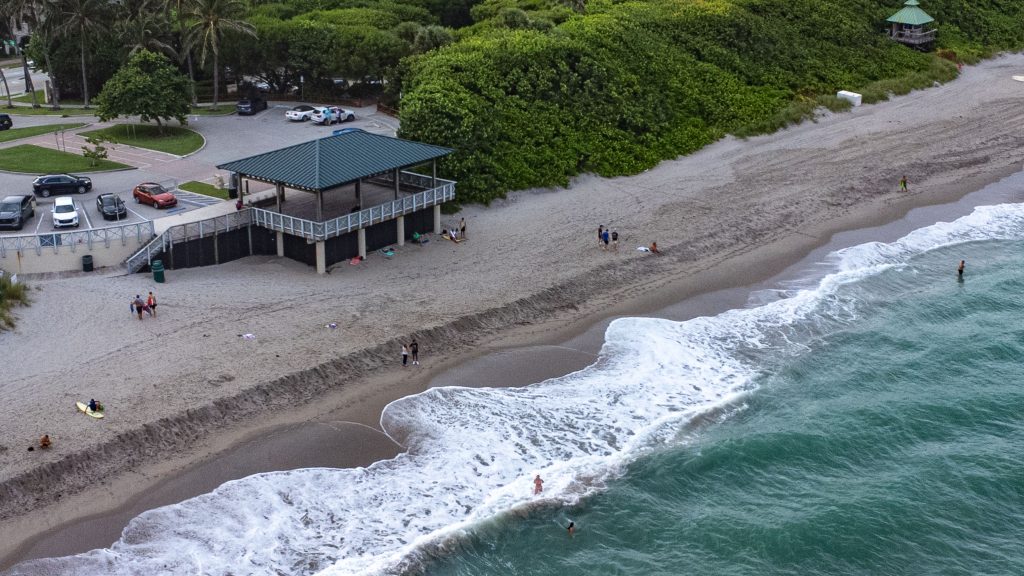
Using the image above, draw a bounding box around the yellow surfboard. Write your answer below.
[76,402,104,419]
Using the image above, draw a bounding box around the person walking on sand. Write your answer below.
[402,344,409,367]
[534,474,544,494]
[601,228,610,251]
[611,229,619,251]
[410,340,419,365]
[597,225,604,249]
[958,259,965,280]
[147,291,157,318]
[459,217,466,240]
[899,175,908,192]
[133,295,145,320]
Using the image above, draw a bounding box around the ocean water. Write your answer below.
[8,199,1024,575]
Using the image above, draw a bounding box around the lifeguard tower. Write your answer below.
[886,0,936,50]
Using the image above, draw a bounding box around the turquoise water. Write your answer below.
[423,238,1024,575]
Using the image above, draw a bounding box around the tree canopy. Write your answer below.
[95,50,191,130]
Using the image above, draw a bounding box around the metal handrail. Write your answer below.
[125,210,254,272]
[252,177,456,241]
[0,221,154,259]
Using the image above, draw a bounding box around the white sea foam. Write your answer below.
[9,203,1024,576]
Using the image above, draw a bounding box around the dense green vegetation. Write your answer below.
[399,0,1018,202]
[0,273,30,331]
[0,144,130,172]
[3,0,1021,202]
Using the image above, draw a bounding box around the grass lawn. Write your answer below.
[0,123,87,143]
[180,180,230,200]
[12,93,86,106]
[0,144,130,172]
[79,124,204,156]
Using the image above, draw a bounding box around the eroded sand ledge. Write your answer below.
[2,52,1023,564]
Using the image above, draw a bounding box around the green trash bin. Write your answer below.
[152,259,165,283]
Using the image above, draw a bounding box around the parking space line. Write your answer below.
[126,206,146,220]
[34,209,44,233]
[79,199,93,229]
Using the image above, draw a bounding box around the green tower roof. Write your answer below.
[887,0,934,26]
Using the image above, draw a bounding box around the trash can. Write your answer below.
[82,254,93,272]
[151,259,165,283]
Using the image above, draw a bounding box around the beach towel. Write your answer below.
[349,256,362,265]
[379,247,396,258]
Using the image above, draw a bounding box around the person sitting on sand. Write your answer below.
[88,399,98,412]
[650,242,660,253]
[39,434,51,449]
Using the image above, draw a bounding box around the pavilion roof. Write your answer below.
[217,130,453,192]
[887,0,934,26]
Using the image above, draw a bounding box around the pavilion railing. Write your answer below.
[125,210,253,272]
[0,221,154,259]
[889,29,936,44]
[251,176,456,242]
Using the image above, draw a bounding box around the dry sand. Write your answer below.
[2,53,1023,566]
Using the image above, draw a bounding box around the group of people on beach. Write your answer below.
[401,340,420,366]
[129,291,158,320]
[597,225,619,251]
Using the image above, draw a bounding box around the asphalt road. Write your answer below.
[0,101,398,237]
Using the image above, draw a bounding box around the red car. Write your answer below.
[132,182,178,209]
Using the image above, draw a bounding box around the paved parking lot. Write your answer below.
[0,101,398,237]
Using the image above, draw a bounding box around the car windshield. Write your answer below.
[102,197,120,206]
[142,185,166,195]
[0,202,17,211]
[55,204,75,213]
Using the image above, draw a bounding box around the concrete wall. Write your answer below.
[0,233,153,275]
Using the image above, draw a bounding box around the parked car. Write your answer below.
[132,182,178,209]
[32,174,92,197]
[285,104,317,122]
[95,193,128,220]
[51,197,80,228]
[0,194,35,230]
[236,96,268,115]
[311,106,355,125]
[0,113,12,130]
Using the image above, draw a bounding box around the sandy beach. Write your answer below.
[2,53,1023,569]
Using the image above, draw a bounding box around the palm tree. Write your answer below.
[116,0,178,59]
[56,0,110,107]
[181,0,254,108]
[0,0,46,107]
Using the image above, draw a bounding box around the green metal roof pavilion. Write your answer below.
[217,130,453,192]
[887,0,934,26]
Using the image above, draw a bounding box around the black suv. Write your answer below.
[32,174,93,197]
[236,96,268,115]
[0,195,35,230]
[0,114,11,131]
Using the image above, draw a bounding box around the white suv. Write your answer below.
[52,196,80,228]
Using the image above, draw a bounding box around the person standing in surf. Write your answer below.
[958,260,965,279]
[534,474,544,494]
[567,522,575,537]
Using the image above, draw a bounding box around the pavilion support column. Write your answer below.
[433,205,441,235]
[397,215,405,246]
[357,228,367,259]
[432,160,437,188]
[394,168,400,200]
[315,241,326,274]
[276,231,285,257]
[316,191,323,221]
[355,180,362,208]
[275,183,284,212]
